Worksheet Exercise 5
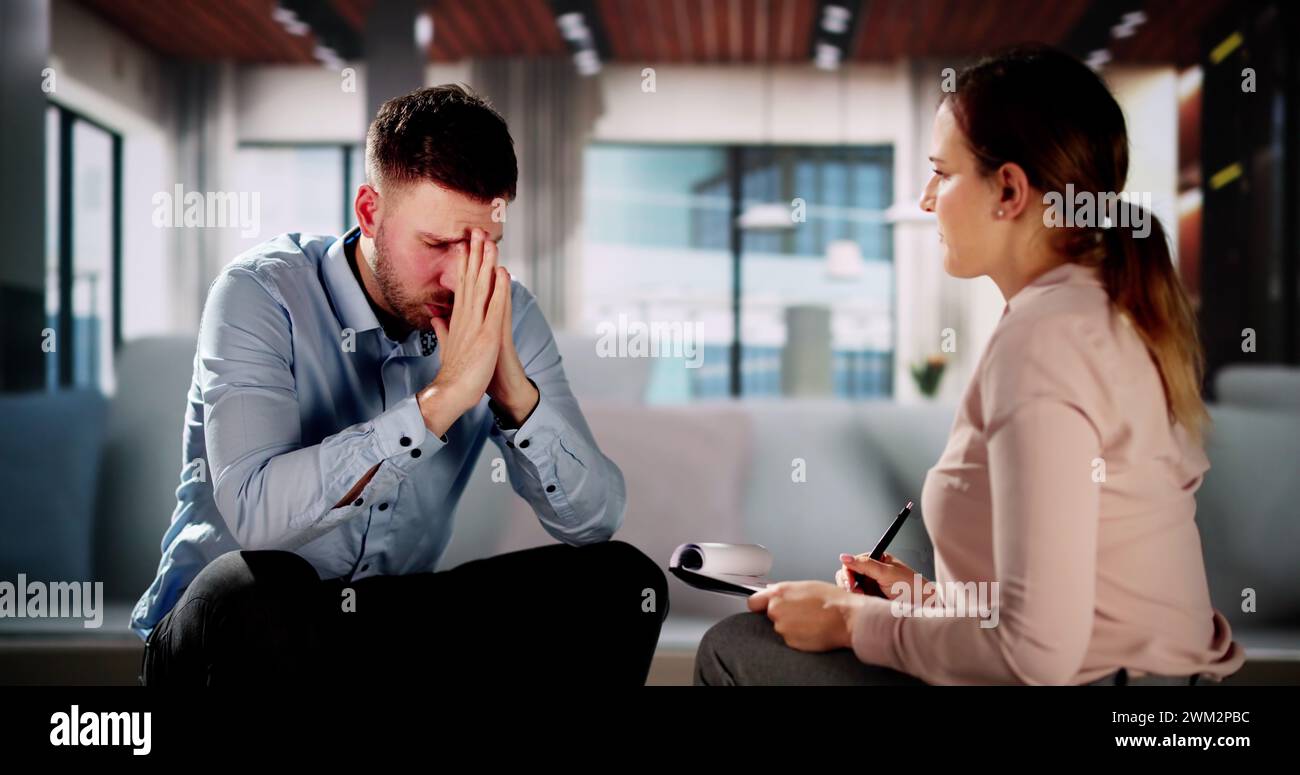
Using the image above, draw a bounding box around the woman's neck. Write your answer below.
[988,236,1066,303]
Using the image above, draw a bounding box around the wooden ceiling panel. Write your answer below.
[74,0,1231,67]
[597,0,632,60]
[77,0,320,62]
[1112,0,1232,66]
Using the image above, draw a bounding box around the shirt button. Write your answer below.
[399,436,411,447]
[546,484,556,493]
[378,503,389,511]
[519,439,530,449]
[411,448,422,459]
[354,498,364,507]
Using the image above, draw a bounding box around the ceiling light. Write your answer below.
[414,12,434,49]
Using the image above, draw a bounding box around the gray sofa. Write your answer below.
[1,338,1297,685]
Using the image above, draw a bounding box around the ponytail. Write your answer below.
[1096,205,1209,442]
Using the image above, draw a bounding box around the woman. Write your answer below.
[695,45,1245,686]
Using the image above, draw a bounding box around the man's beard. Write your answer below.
[371,223,454,331]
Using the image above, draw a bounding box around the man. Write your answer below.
[132,84,668,685]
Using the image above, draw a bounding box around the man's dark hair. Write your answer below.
[365,83,517,203]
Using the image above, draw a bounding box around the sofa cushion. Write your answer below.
[1215,365,1300,412]
[95,337,197,602]
[1197,406,1300,627]
[493,401,754,621]
[552,332,652,404]
[741,400,924,581]
[854,400,955,576]
[0,389,107,584]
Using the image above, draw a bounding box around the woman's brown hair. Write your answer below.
[945,45,1208,441]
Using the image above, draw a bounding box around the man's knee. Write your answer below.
[193,549,318,593]
[175,550,320,634]
[577,540,669,616]
[577,540,662,580]
[155,550,323,686]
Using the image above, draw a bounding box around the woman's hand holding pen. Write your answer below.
[747,581,861,652]
[748,552,939,653]
[836,551,935,603]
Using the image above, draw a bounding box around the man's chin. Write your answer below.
[401,311,436,331]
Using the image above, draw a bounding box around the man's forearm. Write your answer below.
[489,377,540,428]
[416,380,469,438]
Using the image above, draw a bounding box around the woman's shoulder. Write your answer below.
[980,279,1140,428]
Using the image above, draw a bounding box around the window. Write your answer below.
[582,143,894,402]
[583,145,734,401]
[229,144,361,256]
[738,146,894,399]
[46,104,121,393]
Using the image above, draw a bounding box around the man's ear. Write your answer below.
[355,184,381,238]
[994,162,1032,219]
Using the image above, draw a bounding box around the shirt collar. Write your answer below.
[322,227,440,358]
[1004,261,1104,314]
[322,226,382,335]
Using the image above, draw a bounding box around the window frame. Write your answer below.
[46,101,123,390]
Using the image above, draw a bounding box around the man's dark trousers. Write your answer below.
[141,540,669,686]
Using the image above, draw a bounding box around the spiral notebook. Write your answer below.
[668,543,772,597]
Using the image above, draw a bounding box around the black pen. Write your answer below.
[850,500,913,597]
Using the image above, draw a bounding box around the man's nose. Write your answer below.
[436,267,458,293]
[437,243,467,291]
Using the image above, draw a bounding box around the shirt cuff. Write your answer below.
[850,596,904,670]
[488,377,540,430]
[496,390,562,457]
[369,394,448,464]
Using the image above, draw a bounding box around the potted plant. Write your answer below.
[910,354,948,398]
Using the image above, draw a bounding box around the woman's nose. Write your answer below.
[918,181,936,213]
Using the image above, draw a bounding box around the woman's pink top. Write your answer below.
[850,261,1245,685]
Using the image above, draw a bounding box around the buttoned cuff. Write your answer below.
[496,391,562,457]
[494,392,583,523]
[306,396,449,533]
[369,394,448,466]
[488,377,540,431]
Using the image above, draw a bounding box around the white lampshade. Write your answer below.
[824,239,865,281]
[737,203,795,231]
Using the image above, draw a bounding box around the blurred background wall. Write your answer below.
[10,0,1288,405]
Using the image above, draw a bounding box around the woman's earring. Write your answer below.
[996,209,1005,217]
